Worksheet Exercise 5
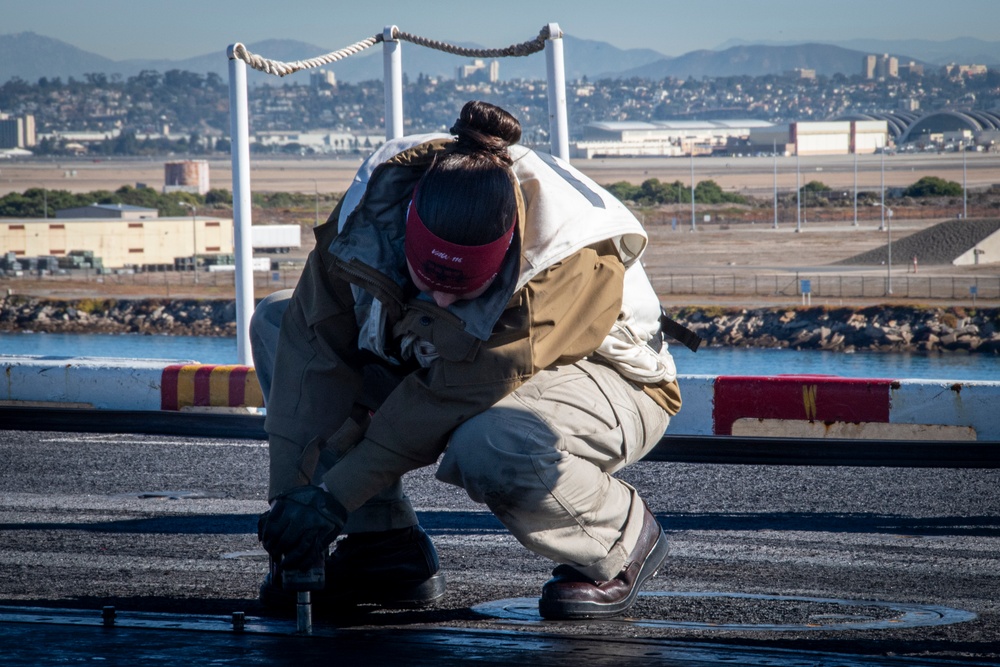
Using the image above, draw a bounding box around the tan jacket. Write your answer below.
[268,138,680,508]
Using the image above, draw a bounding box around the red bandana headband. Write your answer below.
[404,197,515,295]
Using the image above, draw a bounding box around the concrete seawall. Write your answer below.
[3,297,998,355]
[4,297,999,443]
[3,355,998,441]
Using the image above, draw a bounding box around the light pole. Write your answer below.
[313,179,320,227]
[852,151,858,227]
[962,144,968,219]
[878,146,886,231]
[795,150,801,233]
[690,148,696,231]
[873,202,893,295]
[184,203,198,284]
[772,139,778,229]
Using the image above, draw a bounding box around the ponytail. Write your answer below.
[414,101,521,246]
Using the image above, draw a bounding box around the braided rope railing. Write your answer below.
[230,25,555,77]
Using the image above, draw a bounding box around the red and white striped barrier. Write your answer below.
[1,357,262,413]
[669,374,997,441]
[1,357,997,441]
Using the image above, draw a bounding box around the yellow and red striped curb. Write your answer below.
[160,364,264,411]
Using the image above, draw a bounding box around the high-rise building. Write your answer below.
[863,54,899,80]
[456,59,500,83]
[0,113,36,149]
[863,55,877,79]
[310,69,337,89]
[899,61,925,77]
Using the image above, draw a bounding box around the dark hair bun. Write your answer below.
[449,100,521,166]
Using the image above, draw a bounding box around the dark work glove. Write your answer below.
[259,486,348,570]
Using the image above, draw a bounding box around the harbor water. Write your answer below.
[2,331,998,381]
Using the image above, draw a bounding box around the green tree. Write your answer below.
[639,178,674,204]
[903,176,963,197]
[205,189,233,206]
[606,181,641,202]
[695,179,746,204]
[800,180,830,194]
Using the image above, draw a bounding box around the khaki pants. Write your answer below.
[252,291,670,580]
[438,360,669,580]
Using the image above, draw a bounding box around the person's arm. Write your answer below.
[263,217,367,501]
[321,242,626,511]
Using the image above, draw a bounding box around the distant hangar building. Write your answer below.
[742,120,889,156]
[831,111,921,142]
[790,120,889,155]
[897,109,1000,147]
[571,120,775,158]
[571,119,889,158]
[0,213,234,270]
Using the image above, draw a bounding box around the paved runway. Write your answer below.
[1,427,998,664]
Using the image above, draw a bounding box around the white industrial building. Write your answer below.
[0,215,234,269]
[745,120,889,156]
[571,119,887,158]
[254,130,385,154]
[790,120,889,156]
[571,120,776,158]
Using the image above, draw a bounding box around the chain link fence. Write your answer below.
[5,265,998,303]
[654,273,1000,301]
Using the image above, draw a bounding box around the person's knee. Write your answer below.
[251,290,293,335]
[438,407,554,505]
[250,290,294,403]
[445,410,518,474]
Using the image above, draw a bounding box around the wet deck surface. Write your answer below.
[1,428,999,665]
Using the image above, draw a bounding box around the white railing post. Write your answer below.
[227,45,255,366]
[383,26,404,141]
[544,23,569,161]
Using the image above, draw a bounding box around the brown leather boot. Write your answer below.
[538,504,668,620]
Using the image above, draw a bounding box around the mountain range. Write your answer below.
[1,31,997,86]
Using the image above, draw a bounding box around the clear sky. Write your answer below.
[4,0,998,61]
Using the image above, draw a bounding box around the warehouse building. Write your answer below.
[790,120,889,155]
[571,119,888,158]
[571,120,775,158]
[0,215,234,270]
[743,121,890,156]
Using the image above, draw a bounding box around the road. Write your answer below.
[2,152,997,197]
[1,426,998,664]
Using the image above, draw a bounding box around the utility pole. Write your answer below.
[690,148,696,231]
[313,180,320,227]
[853,151,858,227]
[963,144,968,220]
[795,150,801,233]
[772,140,778,229]
[185,203,199,284]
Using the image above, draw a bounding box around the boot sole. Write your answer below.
[259,572,447,612]
[537,528,669,620]
[340,572,448,608]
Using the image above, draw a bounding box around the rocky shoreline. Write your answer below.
[671,305,1000,355]
[1,296,998,355]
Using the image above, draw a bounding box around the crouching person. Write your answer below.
[252,100,681,619]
